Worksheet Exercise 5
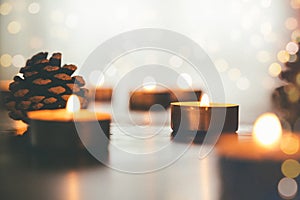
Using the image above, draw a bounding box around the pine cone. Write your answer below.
[5,52,89,123]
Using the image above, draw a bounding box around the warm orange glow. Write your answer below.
[200,93,210,106]
[66,95,80,112]
[280,134,299,155]
[253,113,282,147]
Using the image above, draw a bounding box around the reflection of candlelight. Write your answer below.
[253,113,282,147]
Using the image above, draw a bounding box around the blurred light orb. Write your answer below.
[143,76,156,91]
[286,42,299,55]
[285,17,298,30]
[268,63,282,77]
[0,54,12,67]
[214,59,229,72]
[289,54,297,62]
[253,113,282,147]
[169,55,183,68]
[228,68,241,81]
[277,50,290,63]
[291,0,300,9]
[291,29,300,42]
[296,73,300,86]
[278,177,298,199]
[0,2,12,15]
[280,135,299,155]
[7,21,21,34]
[12,54,25,68]
[236,77,250,90]
[177,73,192,89]
[282,159,300,178]
[28,2,40,14]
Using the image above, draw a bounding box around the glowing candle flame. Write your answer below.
[253,113,282,147]
[200,93,210,106]
[66,95,80,112]
[143,83,156,91]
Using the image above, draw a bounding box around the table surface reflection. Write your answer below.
[0,104,252,200]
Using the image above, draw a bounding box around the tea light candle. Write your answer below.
[94,87,113,102]
[129,85,170,111]
[171,94,239,133]
[28,95,111,150]
[218,113,300,199]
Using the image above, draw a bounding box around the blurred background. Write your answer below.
[0,0,299,124]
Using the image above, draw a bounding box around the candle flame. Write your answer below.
[143,83,156,91]
[66,95,81,112]
[200,93,210,106]
[253,112,282,147]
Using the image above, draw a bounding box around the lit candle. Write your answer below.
[129,85,170,111]
[217,113,300,199]
[170,93,239,133]
[27,95,111,150]
[94,87,113,102]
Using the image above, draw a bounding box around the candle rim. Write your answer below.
[170,102,238,107]
[27,109,111,122]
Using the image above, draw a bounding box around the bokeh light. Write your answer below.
[253,113,282,147]
[228,68,241,81]
[284,85,300,103]
[177,73,192,89]
[277,50,290,63]
[236,77,250,90]
[214,59,229,72]
[281,159,300,178]
[280,135,299,155]
[286,42,299,55]
[0,2,12,15]
[268,63,282,77]
[285,17,298,30]
[28,2,40,14]
[291,29,300,42]
[278,177,298,199]
[7,21,21,34]
[143,76,157,91]
[12,54,25,68]
[0,54,12,67]
[289,54,297,62]
[296,73,300,86]
[291,0,300,9]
